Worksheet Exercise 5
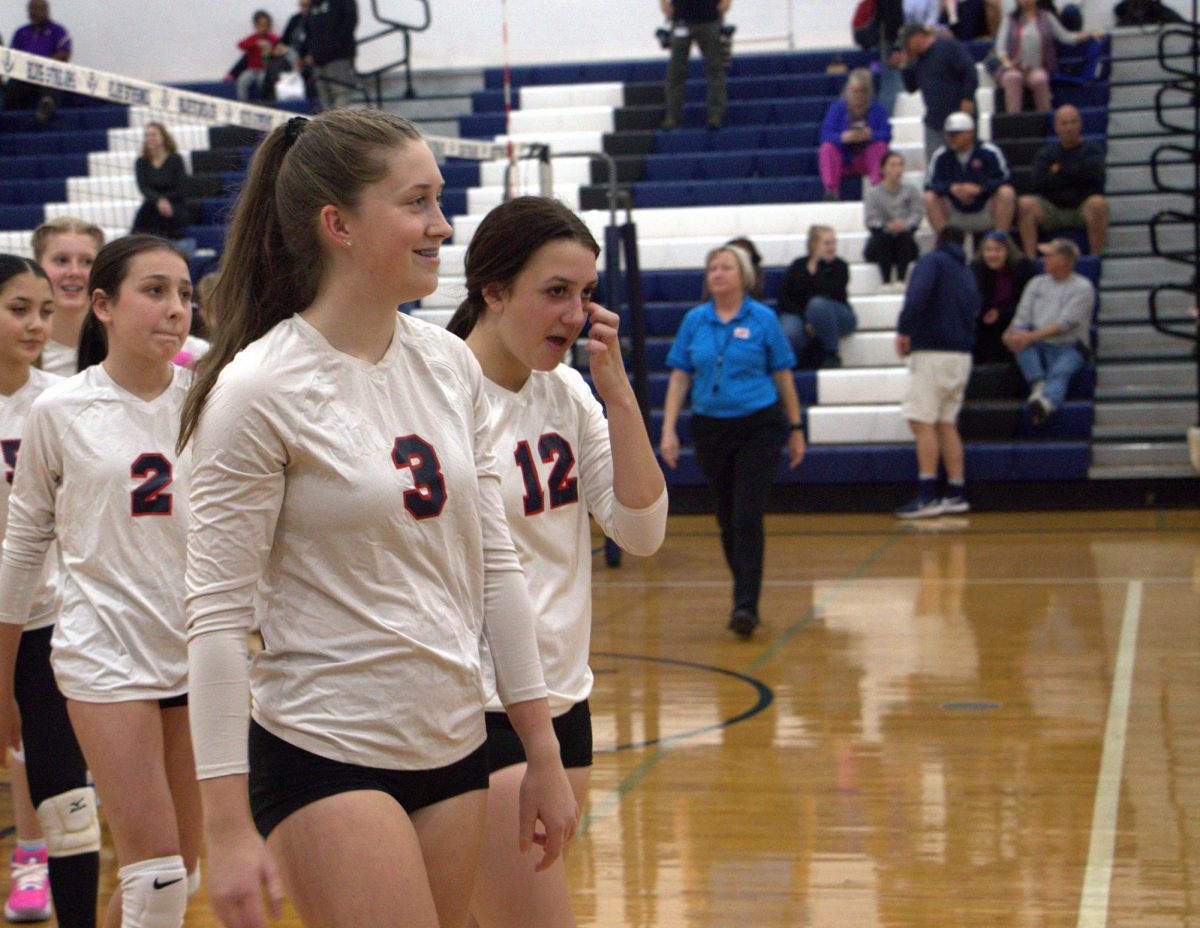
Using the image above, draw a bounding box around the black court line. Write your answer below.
[590,652,773,754]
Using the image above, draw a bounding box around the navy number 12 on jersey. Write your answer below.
[514,433,579,516]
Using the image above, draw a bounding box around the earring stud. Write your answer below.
[342,239,352,248]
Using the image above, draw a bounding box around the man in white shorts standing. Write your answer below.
[894,226,981,518]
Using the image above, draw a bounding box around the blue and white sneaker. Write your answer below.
[894,495,945,519]
[940,493,970,515]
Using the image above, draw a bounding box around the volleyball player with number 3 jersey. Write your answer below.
[448,197,668,928]
[180,110,577,928]
[0,236,202,928]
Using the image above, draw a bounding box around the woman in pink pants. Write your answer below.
[817,68,892,201]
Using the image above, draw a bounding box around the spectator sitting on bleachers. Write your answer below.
[894,225,980,519]
[1001,237,1093,424]
[864,150,924,288]
[4,0,72,122]
[777,226,858,369]
[971,230,1036,363]
[234,10,280,101]
[898,22,978,159]
[924,112,1015,236]
[726,236,765,299]
[265,0,316,105]
[990,0,1102,114]
[131,122,189,241]
[1016,104,1108,257]
[818,68,892,201]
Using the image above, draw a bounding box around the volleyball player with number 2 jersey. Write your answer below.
[0,236,202,928]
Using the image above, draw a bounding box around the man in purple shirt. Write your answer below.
[4,0,73,121]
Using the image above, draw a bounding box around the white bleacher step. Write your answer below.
[411,307,455,329]
[494,130,607,156]
[424,267,905,309]
[87,149,202,176]
[467,183,583,214]
[67,175,141,202]
[507,106,616,135]
[838,331,902,368]
[44,200,138,230]
[479,156,594,188]
[520,83,625,110]
[0,228,126,260]
[818,367,910,405]
[109,123,211,152]
[808,404,912,444]
[455,202,874,247]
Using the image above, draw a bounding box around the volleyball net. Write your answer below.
[0,48,553,267]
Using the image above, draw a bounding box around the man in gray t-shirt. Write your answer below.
[1002,238,1095,424]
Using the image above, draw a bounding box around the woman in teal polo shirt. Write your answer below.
[659,245,806,638]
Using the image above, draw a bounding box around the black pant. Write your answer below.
[132,198,186,239]
[14,626,98,928]
[690,404,787,615]
[2,80,60,112]
[864,228,919,283]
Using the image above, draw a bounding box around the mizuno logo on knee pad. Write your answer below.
[36,787,101,856]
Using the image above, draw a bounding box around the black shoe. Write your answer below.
[35,96,56,124]
[728,607,758,639]
[1027,396,1050,426]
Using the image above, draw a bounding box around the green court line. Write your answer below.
[579,528,905,837]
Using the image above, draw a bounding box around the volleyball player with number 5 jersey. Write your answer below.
[448,197,667,928]
[0,236,202,928]
[180,110,577,928]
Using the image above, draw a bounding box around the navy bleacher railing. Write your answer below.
[1147,8,1200,427]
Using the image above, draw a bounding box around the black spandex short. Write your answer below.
[484,699,593,774]
[158,692,188,710]
[248,720,491,838]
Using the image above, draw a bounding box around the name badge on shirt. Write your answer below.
[733,327,751,339]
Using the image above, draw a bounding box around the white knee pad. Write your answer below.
[36,787,100,856]
[187,861,201,899]
[118,855,187,928]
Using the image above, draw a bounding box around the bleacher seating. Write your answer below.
[0,34,1111,496]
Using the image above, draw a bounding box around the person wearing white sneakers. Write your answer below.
[894,226,980,518]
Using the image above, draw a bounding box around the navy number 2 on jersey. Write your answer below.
[131,453,174,516]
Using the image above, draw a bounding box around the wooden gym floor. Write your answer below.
[3,510,1198,927]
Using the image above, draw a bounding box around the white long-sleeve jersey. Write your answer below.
[0,364,192,701]
[479,365,668,715]
[186,313,546,778]
[0,368,63,633]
